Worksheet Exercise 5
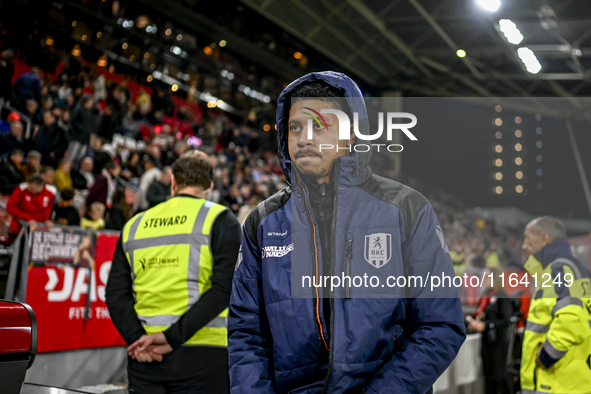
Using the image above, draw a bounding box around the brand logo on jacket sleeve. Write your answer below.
[364,233,391,268]
[262,243,294,258]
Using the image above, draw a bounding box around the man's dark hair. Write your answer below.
[27,174,45,185]
[60,188,75,201]
[106,160,120,170]
[529,216,567,242]
[289,80,353,121]
[10,148,24,157]
[172,151,212,191]
[290,80,345,99]
[40,165,54,174]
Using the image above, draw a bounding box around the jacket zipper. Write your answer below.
[321,164,340,394]
[345,239,353,299]
[294,172,329,352]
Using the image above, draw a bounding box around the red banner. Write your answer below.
[26,231,125,353]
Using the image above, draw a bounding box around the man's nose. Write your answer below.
[297,125,314,147]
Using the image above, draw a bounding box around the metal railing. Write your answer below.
[0,199,30,301]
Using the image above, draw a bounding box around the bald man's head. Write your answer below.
[522,216,566,256]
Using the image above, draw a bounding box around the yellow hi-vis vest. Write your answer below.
[122,196,229,347]
[520,255,591,394]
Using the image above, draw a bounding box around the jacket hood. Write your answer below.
[276,71,371,186]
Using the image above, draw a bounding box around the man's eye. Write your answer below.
[290,125,302,133]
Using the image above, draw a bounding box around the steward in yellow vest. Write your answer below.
[521,216,591,394]
[106,151,241,393]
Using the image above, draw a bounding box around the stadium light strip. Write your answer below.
[517,47,542,74]
[499,19,523,45]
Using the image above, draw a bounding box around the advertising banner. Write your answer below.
[25,227,125,352]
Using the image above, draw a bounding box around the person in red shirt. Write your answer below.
[6,175,56,234]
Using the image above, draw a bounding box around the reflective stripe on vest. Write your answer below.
[525,321,549,334]
[123,197,228,347]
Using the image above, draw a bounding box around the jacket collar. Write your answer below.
[534,238,572,267]
[524,238,572,276]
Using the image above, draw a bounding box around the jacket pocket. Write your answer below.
[345,238,353,299]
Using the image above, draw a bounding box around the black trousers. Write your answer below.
[127,346,229,394]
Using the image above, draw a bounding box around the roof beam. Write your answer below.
[408,0,484,80]
[344,0,432,77]
[239,0,378,85]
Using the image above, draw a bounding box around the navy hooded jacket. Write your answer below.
[228,71,466,394]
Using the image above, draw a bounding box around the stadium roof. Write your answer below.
[240,0,591,97]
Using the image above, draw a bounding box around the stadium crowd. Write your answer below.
[0,48,524,272]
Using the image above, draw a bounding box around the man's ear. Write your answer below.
[541,232,551,247]
[170,174,177,196]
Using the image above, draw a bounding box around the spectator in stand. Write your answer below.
[0,49,15,102]
[146,166,172,208]
[52,188,80,226]
[71,156,95,190]
[80,201,106,230]
[122,151,142,179]
[34,110,69,168]
[97,104,120,142]
[0,121,24,157]
[236,194,261,225]
[6,174,55,234]
[221,186,241,215]
[53,160,73,192]
[133,153,162,212]
[87,160,120,209]
[40,166,57,195]
[0,148,25,195]
[88,137,113,175]
[20,150,42,180]
[163,141,189,166]
[0,111,21,134]
[68,96,95,165]
[24,99,44,126]
[12,67,42,104]
[105,180,137,231]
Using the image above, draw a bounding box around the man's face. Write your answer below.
[522,225,548,256]
[10,123,23,138]
[43,170,54,184]
[43,111,55,126]
[161,168,172,185]
[11,153,23,165]
[288,100,353,182]
[27,182,44,194]
[81,158,94,172]
[29,157,41,168]
[27,101,37,114]
[110,166,121,178]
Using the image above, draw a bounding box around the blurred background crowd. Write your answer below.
[0,38,524,275]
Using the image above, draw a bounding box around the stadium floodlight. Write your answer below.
[477,0,500,12]
[517,47,542,74]
[499,19,523,44]
[170,46,182,56]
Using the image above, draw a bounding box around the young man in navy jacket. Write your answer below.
[229,71,466,394]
